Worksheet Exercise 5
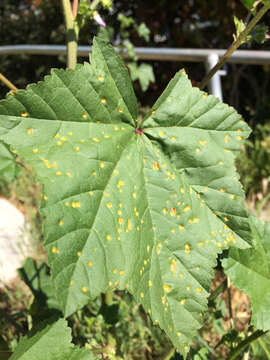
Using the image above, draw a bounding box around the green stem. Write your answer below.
[199,1,270,90]
[208,278,227,302]
[61,0,79,69]
[227,277,234,329]
[0,73,18,92]
[161,347,175,360]
[105,290,113,305]
[90,0,101,10]
[228,330,266,360]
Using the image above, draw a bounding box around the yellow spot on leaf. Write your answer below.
[75,147,80,151]
[140,292,144,298]
[82,287,87,293]
[148,280,152,287]
[93,137,100,142]
[179,225,184,231]
[101,98,106,104]
[66,172,72,177]
[186,285,191,291]
[59,220,63,226]
[180,299,186,305]
[21,111,28,117]
[163,285,171,292]
[107,202,112,208]
[43,194,48,200]
[220,188,226,193]
[51,246,59,254]
[106,235,111,241]
[185,244,190,254]
[100,161,104,168]
[33,148,39,153]
[118,107,123,113]
[196,147,201,153]
[184,206,190,212]
[224,135,229,143]
[152,162,160,170]
[170,208,176,216]
[88,261,93,266]
[159,131,165,137]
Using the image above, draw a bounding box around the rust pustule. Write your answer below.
[135,128,143,135]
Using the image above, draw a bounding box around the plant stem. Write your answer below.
[105,290,113,305]
[227,277,234,329]
[61,0,79,69]
[208,278,227,302]
[245,0,262,24]
[228,330,266,360]
[72,0,79,19]
[0,73,18,92]
[90,0,100,10]
[199,1,270,90]
[161,347,175,360]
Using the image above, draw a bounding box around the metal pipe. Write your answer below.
[205,53,223,100]
[1,45,270,65]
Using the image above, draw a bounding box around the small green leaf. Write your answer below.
[10,318,96,360]
[128,62,155,92]
[136,23,151,42]
[223,216,270,331]
[0,37,251,356]
[241,0,257,10]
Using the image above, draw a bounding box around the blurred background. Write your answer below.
[1,1,270,359]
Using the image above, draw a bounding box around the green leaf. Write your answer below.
[10,318,96,360]
[241,0,256,10]
[0,37,251,356]
[18,257,60,312]
[0,142,19,181]
[128,62,155,92]
[223,216,270,331]
[136,23,151,42]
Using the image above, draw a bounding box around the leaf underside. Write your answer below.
[223,216,270,331]
[0,37,251,355]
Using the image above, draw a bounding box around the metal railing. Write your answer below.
[1,45,270,100]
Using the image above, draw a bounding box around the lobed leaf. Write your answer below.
[10,318,96,360]
[223,216,270,331]
[0,37,251,356]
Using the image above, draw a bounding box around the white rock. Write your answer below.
[0,198,32,284]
